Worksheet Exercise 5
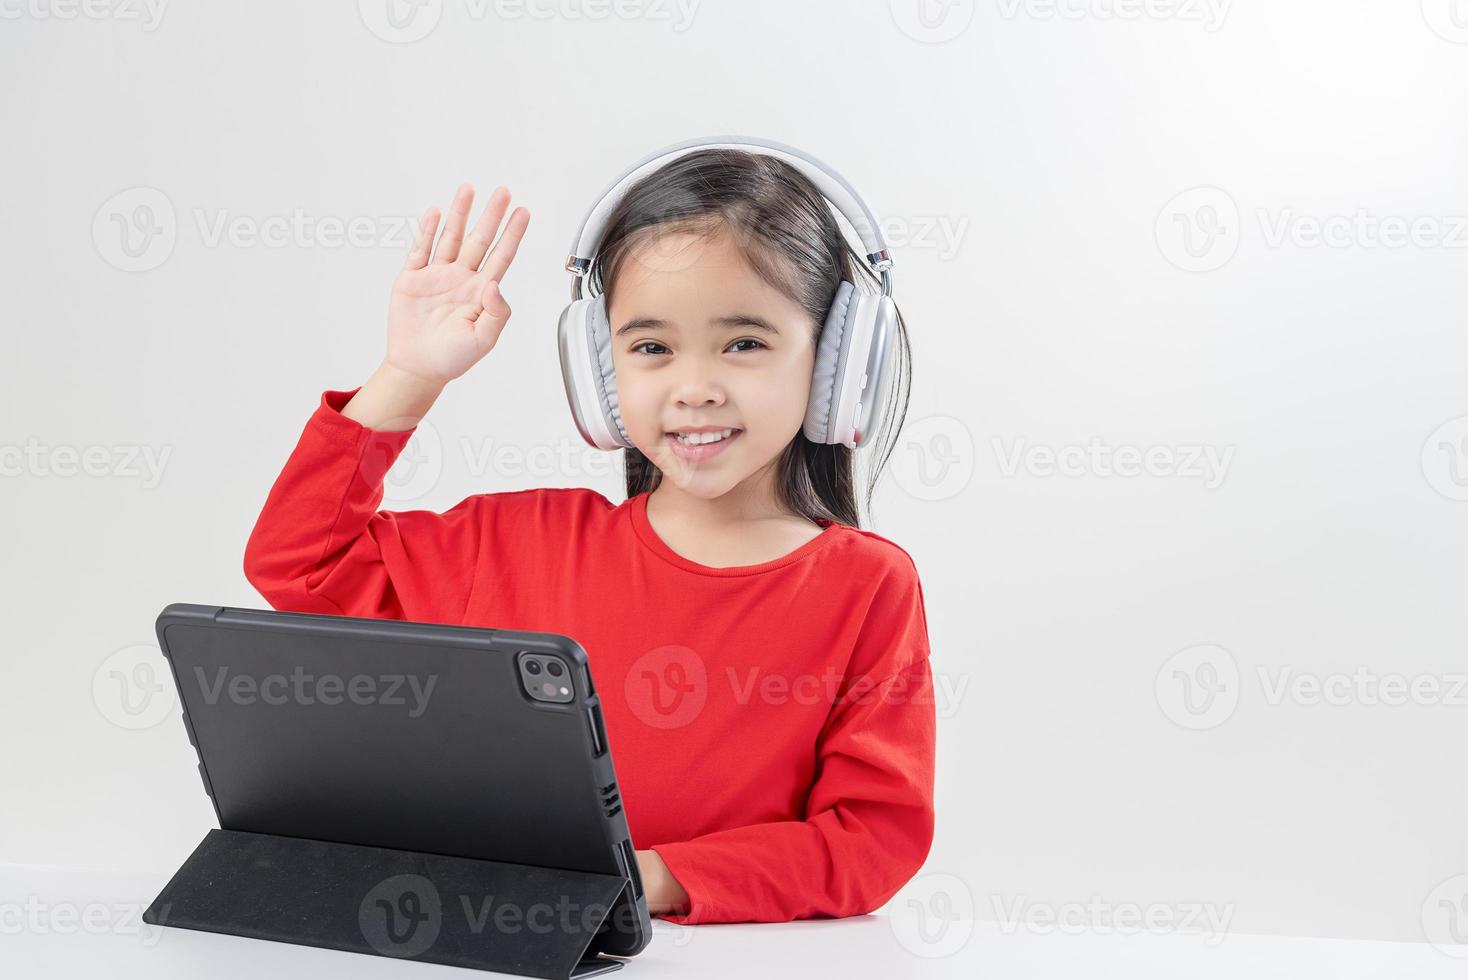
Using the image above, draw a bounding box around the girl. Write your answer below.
[243,145,935,925]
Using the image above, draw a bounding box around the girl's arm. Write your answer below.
[648,564,938,924]
[636,849,691,915]
[243,184,529,623]
[242,383,486,624]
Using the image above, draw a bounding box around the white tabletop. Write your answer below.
[2,864,1461,979]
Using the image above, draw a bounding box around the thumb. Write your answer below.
[480,277,510,317]
[472,279,512,348]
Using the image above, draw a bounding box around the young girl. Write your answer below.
[243,144,935,925]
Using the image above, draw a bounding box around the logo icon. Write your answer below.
[624,645,707,729]
[889,0,976,43]
[1156,187,1240,272]
[93,187,177,272]
[380,417,443,504]
[1422,0,1468,43]
[891,415,975,502]
[1422,416,1468,502]
[92,643,175,730]
[1422,873,1468,957]
[1155,643,1240,730]
[359,0,443,43]
[359,874,442,957]
[889,872,975,957]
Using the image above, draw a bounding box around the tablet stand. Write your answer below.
[142,828,635,978]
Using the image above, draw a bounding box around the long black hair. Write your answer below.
[588,148,912,530]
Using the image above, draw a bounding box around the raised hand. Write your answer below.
[385,183,531,385]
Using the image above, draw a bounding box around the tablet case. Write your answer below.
[143,829,631,978]
[141,603,650,978]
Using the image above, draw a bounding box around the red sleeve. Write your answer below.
[651,561,937,924]
[242,387,484,625]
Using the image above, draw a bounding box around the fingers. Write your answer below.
[472,279,512,350]
[404,184,528,277]
[477,205,531,284]
[456,185,511,270]
[431,183,475,264]
[403,206,441,271]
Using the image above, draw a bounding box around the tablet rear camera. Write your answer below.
[518,653,573,703]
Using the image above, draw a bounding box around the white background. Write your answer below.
[2,0,1466,954]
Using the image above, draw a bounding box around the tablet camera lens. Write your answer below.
[519,653,572,703]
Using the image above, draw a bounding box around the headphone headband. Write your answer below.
[564,135,894,297]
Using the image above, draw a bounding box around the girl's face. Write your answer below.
[607,226,817,502]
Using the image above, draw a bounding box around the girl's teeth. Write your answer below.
[675,429,734,445]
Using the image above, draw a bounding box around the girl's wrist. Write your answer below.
[341,358,446,431]
[376,358,449,402]
[638,849,690,914]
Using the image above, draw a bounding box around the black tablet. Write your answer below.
[152,602,651,969]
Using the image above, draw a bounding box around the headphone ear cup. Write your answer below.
[803,281,856,445]
[589,297,632,448]
[557,296,632,450]
[850,294,896,449]
[803,282,895,449]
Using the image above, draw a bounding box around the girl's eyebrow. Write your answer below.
[615,314,781,337]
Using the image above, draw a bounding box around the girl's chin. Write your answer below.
[646,451,744,492]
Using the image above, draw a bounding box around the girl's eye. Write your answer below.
[630,339,767,356]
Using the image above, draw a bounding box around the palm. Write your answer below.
[385,184,530,385]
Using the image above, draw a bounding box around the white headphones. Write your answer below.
[556,135,898,452]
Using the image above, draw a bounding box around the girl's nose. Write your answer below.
[674,388,725,409]
[671,373,726,408]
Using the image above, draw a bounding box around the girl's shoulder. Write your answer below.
[471,485,615,506]
[462,485,620,532]
[820,525,931,679]
[821,520,923,585]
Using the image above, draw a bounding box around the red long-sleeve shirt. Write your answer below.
[242,386,937,925]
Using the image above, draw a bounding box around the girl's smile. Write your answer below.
[666,426,744,462]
